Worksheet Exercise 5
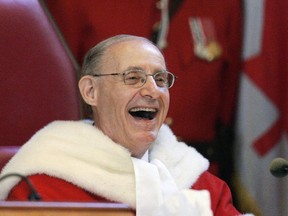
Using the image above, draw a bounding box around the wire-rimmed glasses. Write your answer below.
[93,69,176,88]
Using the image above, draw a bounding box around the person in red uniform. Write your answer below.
[45,0,242,177]
[0,35,251,216]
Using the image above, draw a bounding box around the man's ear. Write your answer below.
[78,76,98,106]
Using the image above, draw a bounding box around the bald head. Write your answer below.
[81,35,160,77]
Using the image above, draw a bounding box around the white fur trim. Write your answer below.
[0,121,136,206]
[0,121,209,207]
[151,124,209,188]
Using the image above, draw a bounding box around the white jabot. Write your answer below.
[140,150,149,162]
[132,157,213,216]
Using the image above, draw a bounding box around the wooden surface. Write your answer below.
[0,201,134,216]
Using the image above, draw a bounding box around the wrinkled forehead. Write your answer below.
[102,39,166,72]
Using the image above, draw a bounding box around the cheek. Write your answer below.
[99,87,134,114]
[162,91,170,107]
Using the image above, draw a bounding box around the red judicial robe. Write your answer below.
[0,121,245,215]
[7,172,240,216]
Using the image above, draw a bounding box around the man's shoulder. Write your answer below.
[7,174,108,202]
[192,171,227,192]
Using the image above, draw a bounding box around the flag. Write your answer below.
[235,0,288,215]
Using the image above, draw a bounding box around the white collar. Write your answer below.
[140,150,149,162]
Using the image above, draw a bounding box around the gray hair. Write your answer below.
[81,34,157,76]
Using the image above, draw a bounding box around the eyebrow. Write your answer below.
[123,66,167,73]
[123,66,144,72]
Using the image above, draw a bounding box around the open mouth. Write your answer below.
[129,107,158,120]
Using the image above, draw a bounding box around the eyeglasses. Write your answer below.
[93,69,176,88]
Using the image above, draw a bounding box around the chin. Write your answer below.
[138,131,157,144]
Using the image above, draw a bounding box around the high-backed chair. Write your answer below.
[0,0,81,156]
[0,147,19,171]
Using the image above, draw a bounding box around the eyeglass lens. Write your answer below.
[124,70,174,88]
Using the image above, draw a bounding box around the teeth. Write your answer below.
[129,107,156,112]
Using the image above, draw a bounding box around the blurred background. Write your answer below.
[1,0,287,215]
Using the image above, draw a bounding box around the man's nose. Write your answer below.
[140,76,161,98]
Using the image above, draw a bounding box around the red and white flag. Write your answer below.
[235,0,288,215]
